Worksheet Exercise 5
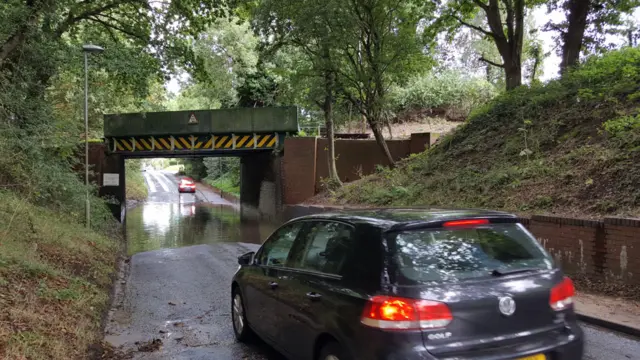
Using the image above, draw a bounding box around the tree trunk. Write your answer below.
[323,71,341,186]
[505,67,521,90]
[478,0,523,91]
[369,119,395,167]
[531,57,540,83]
[504,55,522,90]
[560,0,591,74]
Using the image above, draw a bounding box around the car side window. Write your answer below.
[257,222,303,267]
[296,221,354,275]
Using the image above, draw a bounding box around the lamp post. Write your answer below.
[83,44,104,228]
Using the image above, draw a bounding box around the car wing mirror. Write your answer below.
[238,251,255,266]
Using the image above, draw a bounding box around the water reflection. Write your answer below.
[127,203,278,255]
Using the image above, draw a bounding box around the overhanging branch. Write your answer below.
[452,15,495,38]
[87,16,146,41]
[479,56,504,68]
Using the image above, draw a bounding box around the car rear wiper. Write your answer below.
[491,268,540,277]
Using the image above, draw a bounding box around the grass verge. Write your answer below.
[125,161,148,201]
[0,191,120,360]
[205,175,240,197]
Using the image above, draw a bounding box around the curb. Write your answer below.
[577,313,640,338]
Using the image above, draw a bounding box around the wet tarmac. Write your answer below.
[104,170,640,359]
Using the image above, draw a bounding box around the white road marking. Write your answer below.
[159,172,179,191]
[150,171,170,192]
[143,172,157,193]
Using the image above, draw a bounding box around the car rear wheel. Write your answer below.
[319,341,350,360]
[231,289,253,342]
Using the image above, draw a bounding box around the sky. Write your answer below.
[166,6,640,94]
[532,7,565,81]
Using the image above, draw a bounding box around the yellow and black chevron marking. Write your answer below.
[111,133,279,153]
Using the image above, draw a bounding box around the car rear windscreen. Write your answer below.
[389,223,553,283]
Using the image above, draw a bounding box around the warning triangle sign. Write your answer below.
[188,113,198,124]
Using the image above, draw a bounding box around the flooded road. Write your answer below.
[126,203,275,255]
[127,170,277,255]
[105,170,282,359]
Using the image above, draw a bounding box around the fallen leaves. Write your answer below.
[137,338,163,352]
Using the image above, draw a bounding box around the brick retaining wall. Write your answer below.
[282,205,640,286]
[282,133,439,204]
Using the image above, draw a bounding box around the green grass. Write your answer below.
[330,48,640,218]
[0,191,121,359]
[125,162,148,201]
[205,175,240,197]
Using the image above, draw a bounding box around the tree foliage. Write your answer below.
[0,0,225,227]
[249,0,346,181]
[330,0,432,166]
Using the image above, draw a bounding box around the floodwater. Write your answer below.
[125,200,278,256]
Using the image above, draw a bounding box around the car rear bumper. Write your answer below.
[357,339,583,360]
[178,188,196,193]
[354,323,583,360]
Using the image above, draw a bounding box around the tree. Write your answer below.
[190,15,259,106]
[0,0,226,213]
[331,0,431,167]
[432,10,544,87]
[0,1,226,112]
[166,15,260,111]
[545,0,640,74]
[250,0,343,184]
[430,0,544,90]
[623,17,639,47]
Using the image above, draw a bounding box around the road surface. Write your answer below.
[142,169,233,206]
[104,170,640,359]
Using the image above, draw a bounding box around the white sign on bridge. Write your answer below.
[103,173,120,186]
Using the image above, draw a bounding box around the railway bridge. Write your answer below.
[93,106,298,220]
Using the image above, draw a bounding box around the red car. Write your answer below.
[178,178,196,193]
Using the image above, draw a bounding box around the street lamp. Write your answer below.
[83,44,104,228]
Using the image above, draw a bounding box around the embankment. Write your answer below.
[330,48,640,218]
[0,192,121,359]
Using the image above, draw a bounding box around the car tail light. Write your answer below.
[443,219,490,227]
[550,277,575,311]
[361,296,452,330]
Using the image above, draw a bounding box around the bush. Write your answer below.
[389,70,498,120]
[203,157,240,183]
[0,129,115,232]
[181,158,208,181]
[205,173,240,196]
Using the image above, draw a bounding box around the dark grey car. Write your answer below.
[231,209,584,360]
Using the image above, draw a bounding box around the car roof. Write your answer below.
[291,208,518,232]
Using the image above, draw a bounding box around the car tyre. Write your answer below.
[231,288,253,342]
[319,341,351,360]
